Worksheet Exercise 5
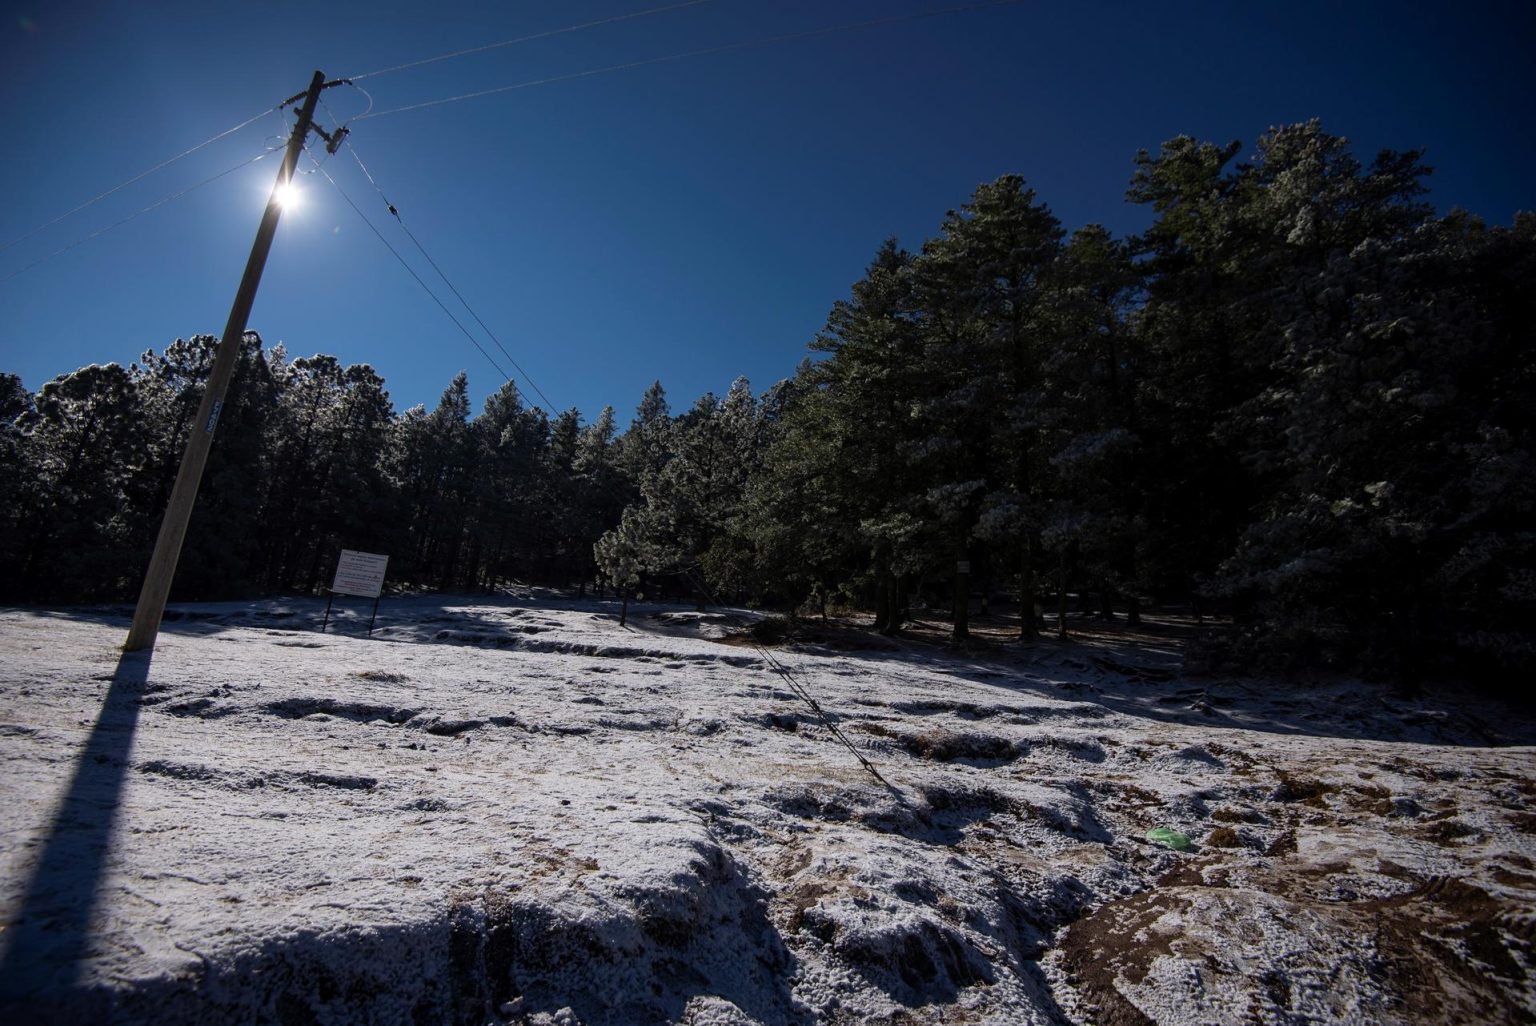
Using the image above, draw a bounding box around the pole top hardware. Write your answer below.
[313,123,350,155]
[279,75,352,109]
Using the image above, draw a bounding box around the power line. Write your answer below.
[316,150,884,788]
[759,643,892,788]
[681,567,891,788]
[0,148,276,287]
[0,106,277,256]
[312,154,883,787]
[338,138,562,414]
[319,142,886,781]
[356,0,1026,121]
[307,150,517,389]
[348,0,714,82]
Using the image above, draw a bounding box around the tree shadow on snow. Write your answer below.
[781,620,1536,748]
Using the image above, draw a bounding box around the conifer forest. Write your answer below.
[4,123,1532,688]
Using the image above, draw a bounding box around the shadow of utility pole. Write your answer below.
[0,647,151,1019]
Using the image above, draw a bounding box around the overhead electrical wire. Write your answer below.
[754,644,891,788]
[347,0,714,81]
[697,573,892,789]
[354,0,1026,121]
[0,106,277,256]
[309,136,887,786]
[0,147,277,287]
[307,150,517,390]
[313,143,889,787]
[0,0,1017,786]
[337,137,562,414]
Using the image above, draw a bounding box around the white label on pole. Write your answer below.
[205,399,223,434]
[331,549,389,598]
[956,561,971,575]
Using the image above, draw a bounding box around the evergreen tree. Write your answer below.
[595,505,660,626]
[572,405,628,592]
[0,374,36,595]
[15,364,148,599]
[176,334,278,598]
[914,176,1064,637]
[467,380,551,590]
[789,240,931,630]
[395,372,476,588]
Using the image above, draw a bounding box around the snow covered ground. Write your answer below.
[1,596,1532,1025]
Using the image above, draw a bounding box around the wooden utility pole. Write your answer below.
[124,70,328,652]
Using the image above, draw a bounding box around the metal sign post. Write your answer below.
[320,549,389,636]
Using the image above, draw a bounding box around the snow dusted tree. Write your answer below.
[594,505,660,626]
[784,240,932,631]
[544,407,585,584]
[0,374,35,596]
[1126,133,1261,604]
[1128,121,1433,611]
[570,406,628,592]
[605,377,772,606]
[465,381,552,590]
[13,363,148,599]
[914,176,1064,638]
[736,364,862,615]
[394,372,476,588]
[174,334,279,598]
[700,377,772,595]
[1036,225,1144,628]
[252,351,396,594]
[1215,209,1536,679]
[621,380,673,487]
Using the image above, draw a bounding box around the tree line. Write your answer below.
[2,121,1531,683]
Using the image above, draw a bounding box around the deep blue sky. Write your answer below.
[2,0,1532,423]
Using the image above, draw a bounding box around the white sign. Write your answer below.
[331,550,389,598]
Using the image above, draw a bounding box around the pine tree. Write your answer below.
[914,176,1064,638]
[595,505,660,626]
[15,363,148,599]
[0,374,36,596]
[467,380,551,590]
[395,372,476,588]
[1040,225,1144,626]
[572,405,627,593]
[177,334,278,598]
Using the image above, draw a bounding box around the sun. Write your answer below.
[272,181,301,210]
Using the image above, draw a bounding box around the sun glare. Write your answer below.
[272,182,301,210]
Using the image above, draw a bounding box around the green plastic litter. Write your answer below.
[1146,827,1193,851]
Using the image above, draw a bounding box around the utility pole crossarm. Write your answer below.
[123,70,327,653]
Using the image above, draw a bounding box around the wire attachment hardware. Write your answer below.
[313,123,350,155]
[281,77,354,108]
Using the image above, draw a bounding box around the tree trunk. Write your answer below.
[619,591,629,627]
[1019,532,1040,639]
[304,539,327,595]
[952,537,969,642]
[874,572,893,635]
[1057,548,1070,640]
[979,550,991,618]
